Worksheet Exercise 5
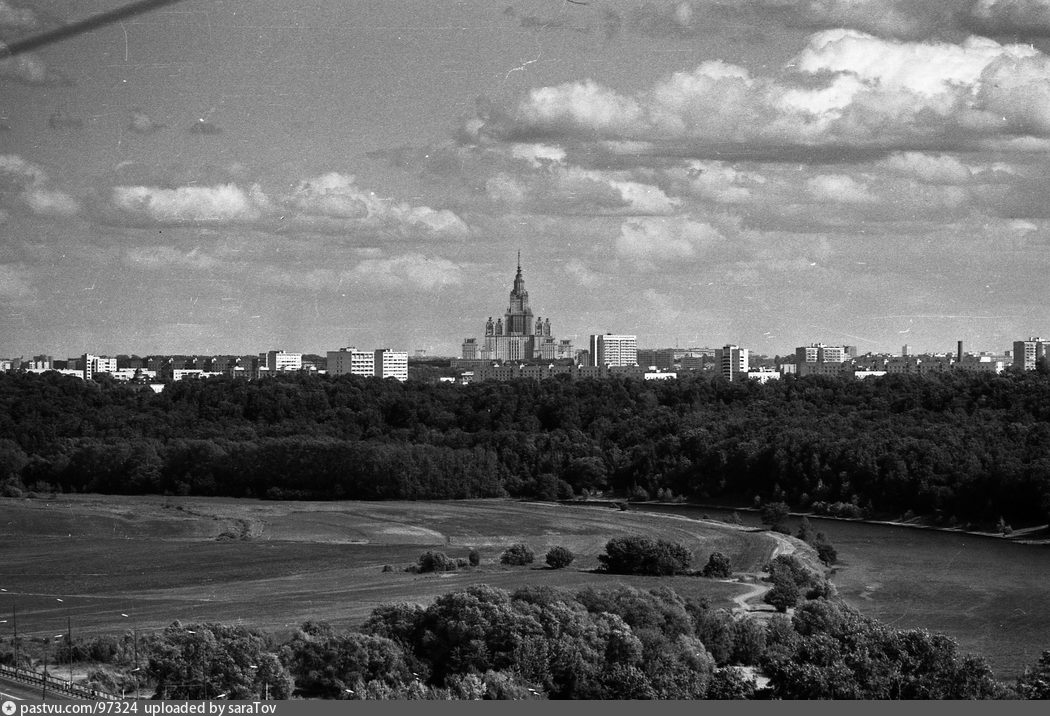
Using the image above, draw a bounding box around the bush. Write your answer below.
[545,546,575,569]
[813,532,837,565]
[598,536,692,576]
[417,551,457,573]
[500,543,534,566]
[468,549,480,566]
[702,552,732,579]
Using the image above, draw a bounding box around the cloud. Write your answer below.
[347,253,464,290]
[124,246,220,271]
[0,48,70,86]
[110,183,270,225]
[284,172,469,237]
[0,1,41,33]
[0,154,79,217]
[486,163,679,215]
[806,174,876,204]
[878,152,974,184]
[493,30,1050,157]
[967,0,1050,36]
[615,216,725,263]
[188,119,222,135]
[128,110,165,134]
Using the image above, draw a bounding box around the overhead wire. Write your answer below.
[0,0,189,58]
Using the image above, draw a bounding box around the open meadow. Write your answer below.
[0,495,784,644]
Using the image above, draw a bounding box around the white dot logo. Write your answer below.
[2,700,16,716]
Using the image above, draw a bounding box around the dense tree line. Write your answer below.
[4,369,1050,525]
[10,585,1046,699]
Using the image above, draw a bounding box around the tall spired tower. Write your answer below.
[461,254,563,362]
[504,252,534,336]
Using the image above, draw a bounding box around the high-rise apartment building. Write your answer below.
[589,334,638,367]
[1013,337,1050,371]
[715,344,749,381]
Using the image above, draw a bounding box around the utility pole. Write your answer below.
[68,615,73,685]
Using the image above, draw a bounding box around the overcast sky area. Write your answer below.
[3,0,1050,357]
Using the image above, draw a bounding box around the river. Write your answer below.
[622,502,1050,680]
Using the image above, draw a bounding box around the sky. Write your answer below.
[2,0,1050,358]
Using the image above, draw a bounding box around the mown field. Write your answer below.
[0,496,785,643]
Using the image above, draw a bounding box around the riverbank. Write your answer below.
[563,498,1050,544]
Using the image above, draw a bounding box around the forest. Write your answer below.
[8,583,1048,700]
[2,368,1050,526]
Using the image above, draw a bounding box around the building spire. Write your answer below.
[517,250,521,273]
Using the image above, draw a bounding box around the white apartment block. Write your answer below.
[260,350,302,373]
[589,334,638,368]
[326,347,408,381]
[82,353,117,380]
[375,349,408,382]
[327,347,376,377]
[715,344,749,381]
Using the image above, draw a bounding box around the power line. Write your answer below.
[0,0,189,58]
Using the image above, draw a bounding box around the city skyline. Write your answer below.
[4,1,1050,358]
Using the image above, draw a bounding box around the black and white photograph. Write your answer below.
[3,0,1050,702]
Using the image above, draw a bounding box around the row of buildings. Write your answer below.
[0,348,410,385]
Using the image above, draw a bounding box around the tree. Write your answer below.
[813,532,837,565]
[417,551,457,573]
[597,536,692,576]
[764,575,801,613]
[701,552,732,578]
[1017,650,1050,699]
[148,622,293,700]
[500,543,535,566]
[545,546,575,569]
[761,502,791,533]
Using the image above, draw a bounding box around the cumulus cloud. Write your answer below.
[284,172,469,237]
[486,163,679,215]
[0,154,79,217]
[493,29,1050,157]
[806,174,876,204]
[615,216,725,262]
[110,183,270,225]
[879,152,974,184]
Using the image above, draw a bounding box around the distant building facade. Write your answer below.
[589,334,638,368]
[461,256,571,362]
[1013,337,1050,371]
[715,344,749,381]
[326,347,407,381]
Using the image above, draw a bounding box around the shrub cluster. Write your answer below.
[499,543,534,566]
[598,536,692,576]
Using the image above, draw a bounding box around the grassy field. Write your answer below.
[0,495,785,643]
[635,503,1050,680]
